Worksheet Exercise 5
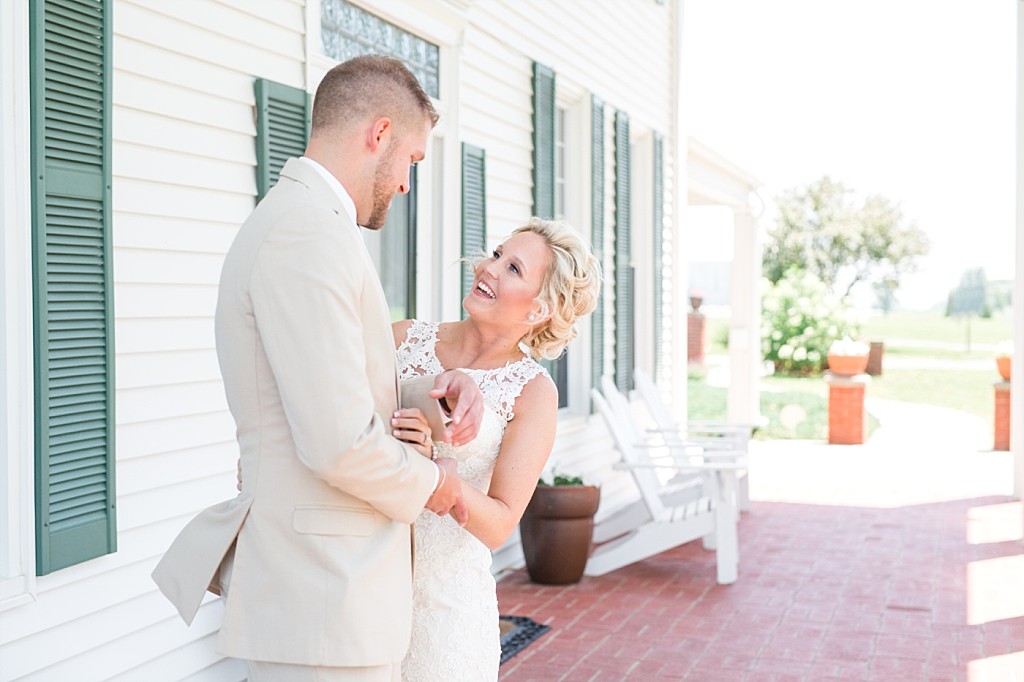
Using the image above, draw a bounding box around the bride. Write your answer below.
[391,217,601,681]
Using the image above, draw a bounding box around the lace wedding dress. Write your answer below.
[397,320,548,682]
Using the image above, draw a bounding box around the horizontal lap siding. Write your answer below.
[459,28,532,242]
[467,0,672,134]
[4,0,301,679]
[463,1,675,571]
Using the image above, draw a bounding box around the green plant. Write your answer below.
[538,470,585,486]
[761,269,860,376]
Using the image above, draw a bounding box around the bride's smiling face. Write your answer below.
[464,231,552,325]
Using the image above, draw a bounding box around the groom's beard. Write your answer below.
[365,142,398,231]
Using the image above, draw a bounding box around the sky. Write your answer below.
[681,0,1017,311]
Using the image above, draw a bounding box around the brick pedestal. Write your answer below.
[826,373,871,445]
[687,312,706,365]
[994,381,1010,451]
[866,341,884,376]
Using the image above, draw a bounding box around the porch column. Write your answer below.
[1013,0,1023,505]
[727,205,761,425]
[670,0,689,420]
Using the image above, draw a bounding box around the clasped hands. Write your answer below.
[392,369,484,527]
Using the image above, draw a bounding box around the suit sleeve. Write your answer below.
[250,206,436,523]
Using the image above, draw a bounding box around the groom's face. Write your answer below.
[363,118,430,231]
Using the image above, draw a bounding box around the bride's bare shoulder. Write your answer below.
[391,319,414,349]
[515,369,557,414]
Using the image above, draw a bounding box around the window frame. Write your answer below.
[306,0,466,323]
[0,0,38,607]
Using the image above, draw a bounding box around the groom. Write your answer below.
[153,55,483,681]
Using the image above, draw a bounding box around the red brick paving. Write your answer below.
[497,495,1024,681]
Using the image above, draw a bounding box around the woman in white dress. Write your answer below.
[391,218,601,681]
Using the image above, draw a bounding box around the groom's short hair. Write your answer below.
[311,55,439,136]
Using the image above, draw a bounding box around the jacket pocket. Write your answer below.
[292,505,376,536]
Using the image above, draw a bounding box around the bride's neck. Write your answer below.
[442,319,525,368]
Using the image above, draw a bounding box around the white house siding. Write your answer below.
[459,0,678,554]
[2,0,682,678]
[1,0,302,680]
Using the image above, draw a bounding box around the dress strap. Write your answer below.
[396,320,444,379]
[484,358,550,422]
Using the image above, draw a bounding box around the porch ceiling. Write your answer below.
[687,136,760,208]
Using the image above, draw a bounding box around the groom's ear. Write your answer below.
[367,117,392,153]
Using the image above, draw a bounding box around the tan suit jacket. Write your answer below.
[152,158,437,667]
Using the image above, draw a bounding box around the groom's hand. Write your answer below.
[430,370,484,447]
[425,458,468,525]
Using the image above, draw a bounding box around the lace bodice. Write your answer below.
[397,319,548,422]
[396,319,548,489]
[397,320,548,681]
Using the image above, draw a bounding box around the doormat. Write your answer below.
[499,615,550,664]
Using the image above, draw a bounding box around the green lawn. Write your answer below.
[862,310,1012,347]
[686,308,1008,441]
[689,375,879,441]
[867,368,995,422]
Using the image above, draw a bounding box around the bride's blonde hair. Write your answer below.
[514,218,602,361]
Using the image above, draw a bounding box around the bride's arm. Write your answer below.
[459,375,558,550]
[391,319,414,350]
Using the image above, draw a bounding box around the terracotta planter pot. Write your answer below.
[520,485,600,585]
[996,356,1011,381]
[827,353,869,377]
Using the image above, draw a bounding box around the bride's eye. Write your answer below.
[492,250,500,259]
[508,262,520,275]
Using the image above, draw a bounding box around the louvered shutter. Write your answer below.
[30,0,116,575]
[531,62,568,405]
[255,78,311,200]
[461,144,487,311]
[613,111,633,392]
[532,62,556,219]
[590,96,606,396]
[652,133,665,381]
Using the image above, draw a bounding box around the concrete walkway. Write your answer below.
[496,400,1023,681]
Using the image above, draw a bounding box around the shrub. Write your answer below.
[762,269,860,376]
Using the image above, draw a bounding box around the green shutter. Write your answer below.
[613,111,633,392]
[531,62,566,404]
[255,78,311,200]
[652,133,665,381]
[30,0,116,575]
[532,61,556,219]
[461,143,487,311]
[590,96,605,395]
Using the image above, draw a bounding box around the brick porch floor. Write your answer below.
[496,400,1024,681]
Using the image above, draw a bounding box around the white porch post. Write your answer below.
[671,0,689,419]
[727,206,761,425]
[1013,0,1023,510]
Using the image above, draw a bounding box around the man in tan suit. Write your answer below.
[153,56,483,681]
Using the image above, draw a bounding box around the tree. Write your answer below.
[947,267,988,317]
[762,176,930,300]
[947,267,990,351]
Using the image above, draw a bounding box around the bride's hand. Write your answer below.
[392,408,433,459]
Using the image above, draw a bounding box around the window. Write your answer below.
[320,0,440,98]
[318,1,436,321]
[30,0,116,575]
[363,171,417,321]
[590,96,606,395]
[546,107,570,407]
[461,143,487,312]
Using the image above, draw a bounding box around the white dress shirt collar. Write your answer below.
[298,156,358,230]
